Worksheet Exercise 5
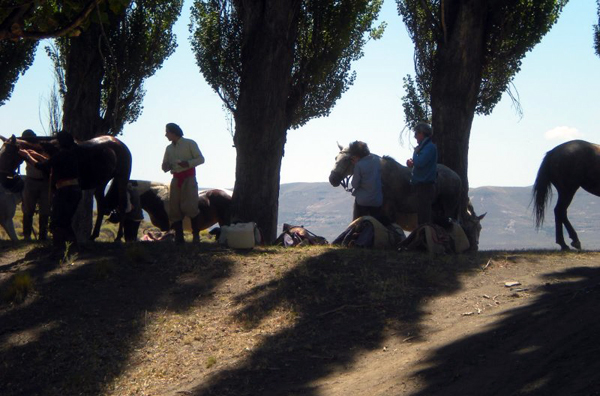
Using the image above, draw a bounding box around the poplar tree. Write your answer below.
[191,0,384,242]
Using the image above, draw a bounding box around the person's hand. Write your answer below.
[18,149,32,160]
[178,160,189,168]
[406,158,414,168]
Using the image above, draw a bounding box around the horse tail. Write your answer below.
[532,152,553,229]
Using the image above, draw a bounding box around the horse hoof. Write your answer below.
[571,241,582,250]
[559,244,570,251]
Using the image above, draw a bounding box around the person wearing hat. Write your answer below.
[406,121,437,225]
[161,123,205,243]
[348,141,385,223]
[20,129,51,241]
[19,131,81,253]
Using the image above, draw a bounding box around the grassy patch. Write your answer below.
[3,272,34,303]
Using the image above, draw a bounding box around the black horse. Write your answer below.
[533,140,600,250]
[0,134,132,241]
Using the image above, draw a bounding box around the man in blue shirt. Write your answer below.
[406,122,437,225]
[348,141,385,223]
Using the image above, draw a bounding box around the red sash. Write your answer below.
[173,167,195,188]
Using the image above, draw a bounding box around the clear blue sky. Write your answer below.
[1,0,598,197]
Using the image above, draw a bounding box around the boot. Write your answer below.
[22,215,33,241]
[191,214,202,244]
[172,221,184,244]
[38,214,49,241]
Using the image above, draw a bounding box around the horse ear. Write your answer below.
[0,135,6,142]
[478,212,487,221]
[337,142,343,151]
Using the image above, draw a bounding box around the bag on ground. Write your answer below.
[274,223,328,247]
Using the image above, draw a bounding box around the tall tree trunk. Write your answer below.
[62,23,105,141]
[431,0,486,216]
[62,24,106,240]
[231,0,301,243]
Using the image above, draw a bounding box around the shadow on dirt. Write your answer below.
[189,249,487,396]
[411,265,600,396]
[3,241,597,396]
[0,241,236,396]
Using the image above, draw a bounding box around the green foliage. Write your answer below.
[100,0,183,134]
[0,0,130,40]
[0,40,37,106]
[397,0,568,125]
[401,74,430,130]
[190,0,385,129]
[50,0,182,135]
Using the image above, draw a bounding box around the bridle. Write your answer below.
[340,175,353,192]
[335,151,354,193]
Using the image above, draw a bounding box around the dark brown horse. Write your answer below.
[114,180,231,242]
[0,134,132,241]
[533,140,600,250]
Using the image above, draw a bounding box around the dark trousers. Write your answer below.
[353,203,390,226]
[50,186,82,247]
[414,183,436,225]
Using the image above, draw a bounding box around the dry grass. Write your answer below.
[2,239,598,396]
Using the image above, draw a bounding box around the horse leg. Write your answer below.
[2,220,19,242]
[554,190,578,251]
[90,189,105,241]
[115,220,124,242]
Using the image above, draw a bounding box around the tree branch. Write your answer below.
[0,0,106,41]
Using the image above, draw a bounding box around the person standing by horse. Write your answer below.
[161,123,205,243]
[18,131,82,254]
[348,141,386,223]
[20,129,51,241]
[406,122,437,225]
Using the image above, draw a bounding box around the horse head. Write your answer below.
[0,135,25,186]
[329,143,355,187]
[461,200,486,251]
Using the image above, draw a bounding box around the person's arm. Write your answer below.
[161,148,171,172]
[180,140,205,168]
[351,162,362,191]
[19,149,52,172]
[413,145,436,169]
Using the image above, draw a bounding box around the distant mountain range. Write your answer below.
[277,182,600,251]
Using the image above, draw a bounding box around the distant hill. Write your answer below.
[277,183,600,251]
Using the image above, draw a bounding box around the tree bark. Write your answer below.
[231,0,302,243]
[62,24,106,240]
[431,0,486,216]
[62,23,105,141]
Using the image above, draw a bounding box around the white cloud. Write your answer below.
[544,126,582,140]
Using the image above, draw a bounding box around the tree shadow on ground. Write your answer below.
[189,248,487,396]
[0,241,235,396]
[410,266,600,396]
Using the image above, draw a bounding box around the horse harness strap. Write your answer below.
[341,175,354,193]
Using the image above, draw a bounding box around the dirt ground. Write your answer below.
[1,240,600,396]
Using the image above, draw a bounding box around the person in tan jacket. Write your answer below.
[161,123,205,243]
